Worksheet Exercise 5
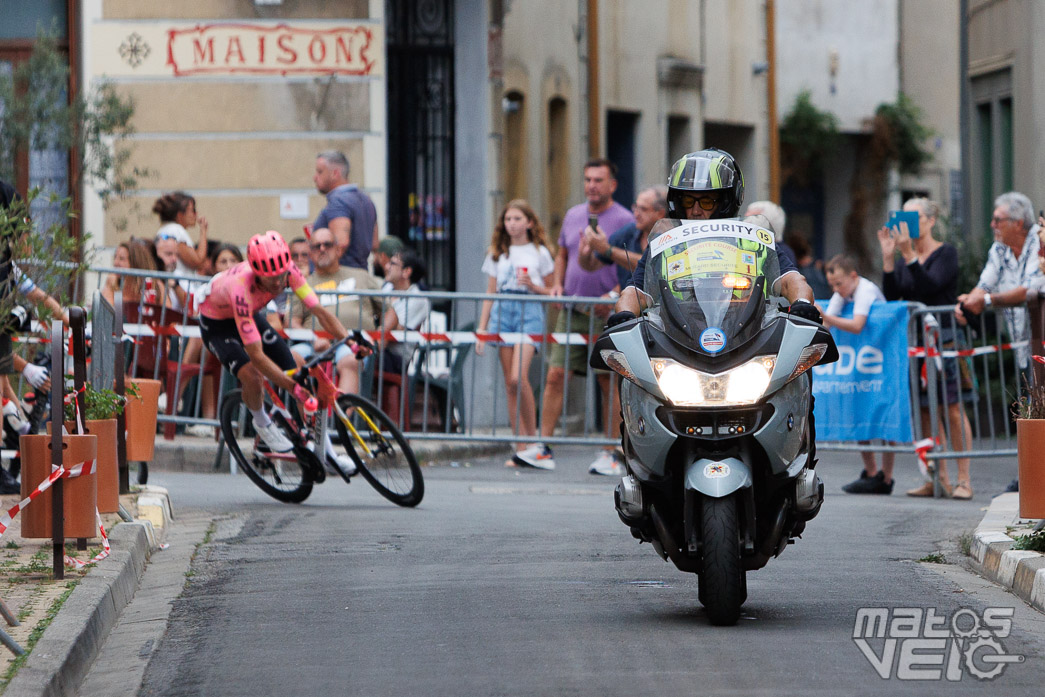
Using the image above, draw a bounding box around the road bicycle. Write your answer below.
[219,331,424,507]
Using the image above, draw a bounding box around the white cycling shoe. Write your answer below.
[324,436,358,476]
[256,422,294,453]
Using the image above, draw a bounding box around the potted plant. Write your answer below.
[1013,381,1045,518]
[50,382,136,514]
[125,378,161,463]
[19,433,98,539]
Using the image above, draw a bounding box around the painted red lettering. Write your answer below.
[308,36,326,63]
[277,34,297,64]
[225,36,246,64]
[193,37,214,64]
[257,35,265,63]
[335,35,353,64]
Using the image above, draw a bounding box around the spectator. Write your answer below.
[209,244,243,274]
[101,242,131,307]
[312,150,376,269]
[743,200,798,269]
[818,255,895,495]
[152,191,209,275]
[789,234,832,300]
[372,235,405,279]
[379,249,430,376]
[879,196,974,500]
[155,236,190,312]
[290,227,383,397]
[289,237,311,275]
[955,191,1044,377]
[578,185,667,289]
[531,158,633,473]
[476,200,555,467]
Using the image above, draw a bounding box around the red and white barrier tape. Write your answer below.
[908,339,1028,359]
[120,323,598,346]
[914,437,936,480]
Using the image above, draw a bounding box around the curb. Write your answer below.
[969,492,1045,613]
[148,435,510,473]
[3,497,170,697]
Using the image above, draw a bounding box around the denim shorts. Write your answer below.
[489,295,545,345]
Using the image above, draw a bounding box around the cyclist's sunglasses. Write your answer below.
[678,194,720,212]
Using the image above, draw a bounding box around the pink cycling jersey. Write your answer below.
[198,261,318,344]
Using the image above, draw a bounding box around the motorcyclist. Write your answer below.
[610,148,818,324]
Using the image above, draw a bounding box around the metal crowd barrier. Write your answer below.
[818,299,1038,463]
[74,265,1045,461]
[86,265,619,447]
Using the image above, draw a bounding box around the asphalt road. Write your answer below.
[130,447,1045,696]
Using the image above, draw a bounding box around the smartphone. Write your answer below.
[887,210,919,239]
[588,214,599,233]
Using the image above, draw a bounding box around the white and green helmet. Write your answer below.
[666,148,745,219]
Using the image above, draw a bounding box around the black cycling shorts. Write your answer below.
[198,312,296,377]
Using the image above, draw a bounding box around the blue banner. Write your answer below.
[812,301,912,442]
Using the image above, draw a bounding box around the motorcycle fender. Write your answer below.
[684,457,752,498]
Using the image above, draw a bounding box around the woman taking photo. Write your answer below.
[878,196,975,500]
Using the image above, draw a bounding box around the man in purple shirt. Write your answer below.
[512,159,634,473]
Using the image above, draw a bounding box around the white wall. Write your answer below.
[776,0,900,133]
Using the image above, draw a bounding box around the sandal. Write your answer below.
[952,482,973,500]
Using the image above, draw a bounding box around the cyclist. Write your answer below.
[197,230,360,456]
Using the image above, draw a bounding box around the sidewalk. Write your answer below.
[0,487,173,697]
[147,430,511,474]
[969,492,1045,613]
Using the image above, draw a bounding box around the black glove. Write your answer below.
[787,301,822,324]
[605,310,636,329]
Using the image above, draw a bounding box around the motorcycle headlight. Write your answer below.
[650,356,776,406]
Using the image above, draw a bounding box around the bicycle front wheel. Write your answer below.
[219,389,313,503]
[333,393,423,507]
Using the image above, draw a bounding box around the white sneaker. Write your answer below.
[184,423,213,438]
[512,443,556,470]
[588,450,625,476]
[324,437,358,476]
[256,422,293,453]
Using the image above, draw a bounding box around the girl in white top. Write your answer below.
[476,200,555,466]
[153,191,209,276]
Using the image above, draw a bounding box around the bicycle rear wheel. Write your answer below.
[333,393,423,507]
[219,389,313,503]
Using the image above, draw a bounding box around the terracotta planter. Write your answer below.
[19,434,98,539]
[48,420,119,514]
[125,378,160,462]
[1017,419,1045,518]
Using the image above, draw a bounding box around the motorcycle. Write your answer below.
[590,217,838,625]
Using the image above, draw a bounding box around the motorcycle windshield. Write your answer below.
[643,218,781,353]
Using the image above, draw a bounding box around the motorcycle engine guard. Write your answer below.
[684,457,751,498]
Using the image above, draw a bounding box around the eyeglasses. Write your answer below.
[991,216,1012,225]
[632,203,655,213]
[292,252,310,259]
[679,194,719,211]
[310,241,335,251]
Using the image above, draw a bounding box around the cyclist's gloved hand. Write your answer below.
[22,363,49,389]
[293,384,317,412]
[605,310,636,329]
[787,300,822,324]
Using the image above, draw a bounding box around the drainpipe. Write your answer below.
[766,0,780,203]
[587,0,599,157]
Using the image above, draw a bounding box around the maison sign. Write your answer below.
[91,21,383,78]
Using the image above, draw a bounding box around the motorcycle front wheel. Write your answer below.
[698,494,746,626]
